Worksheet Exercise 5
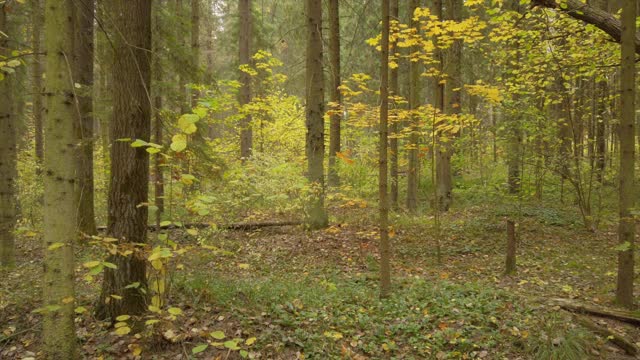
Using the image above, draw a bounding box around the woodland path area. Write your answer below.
[2,204,639,359]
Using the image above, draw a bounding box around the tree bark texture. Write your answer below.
[97,0,152,320]
[0,3,17,269]
[42,0,78,357]
[389,0,399,210]
[328,0,341,187]
[406,0,420,213]
[239,0,253,160]
[32,0,44,161]
[305,0,328,229]
[379,0,391,298]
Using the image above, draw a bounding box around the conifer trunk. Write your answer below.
[73,0,96,235]
[0,3,17,268]
[96,0,152,320]
[615,0,635,309]
[328,0,341,187]
[305,0,328,229]
[239,0,253,160]
[42,0,78,356]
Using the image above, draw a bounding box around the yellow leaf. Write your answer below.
[246,337,257,345]
[114,326,131,336]
[323,331,343,340]
[238,263,250,269]
[48,242,65,250]
[168,307,182,316]
[116,315,131,322]
[83,260,101,268]
[62,296,74,304]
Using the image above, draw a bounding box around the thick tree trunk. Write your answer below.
[32,0,44,162]
[327,0,341,187]
[532,0,640,54]
[406,0,420,213]
[97,0,152,320]
[379,0,391,299]
[0,4,17,268]
[73,0,97,236]
[239,0,253,160]
[42,0,78,357]
[615,0,635,309]
[389,0,399,210]
[305,0,328,229]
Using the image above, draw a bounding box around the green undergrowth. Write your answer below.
[175,271,593,359]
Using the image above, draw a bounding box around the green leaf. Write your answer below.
[131,139,148,147]
[210,330,225,340]
[114,326,131,336]
[168,307,182,316]
[170,134,187,152]
[102,261,118,269]
[224,340,240,350]
[614,241,632,252]
[146,147,161,154]
[192,344,208,354]
[115,315,131,321]
[240,350,249,358]
[83,260,101,268]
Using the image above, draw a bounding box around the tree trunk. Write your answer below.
[153,0,165,218]
[42,0,78,356]
[190,0,200,107]
[32,0,44,162]
[379,0,391,299]
[615,0,635,309]
[0,4,17,269]
[239,0,253,160]
[327,0,341,187]
[73,0,97,235]
[532,0,640,54]
[305,0,328,229]
[97,0,152,320]
[406,0,420,213]
[389,0,399,210]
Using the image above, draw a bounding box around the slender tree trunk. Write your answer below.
[153,0,165,218]
[406,0,420,213]
[0,4,17,268]
[73,0,97,235]
[379,0,391,298]
[615,0,635,309]
[96,0,152,320]
[328,0,341,187]
[239,0,253,160]
[190,0,200,107]
[42,0,78,356]
[389,0,399,210]
[32,0,44,162]
[305,0,328,229]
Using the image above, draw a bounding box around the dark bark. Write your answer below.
[97,0,152,320]
[305,0,328,229]
[406,0,420,213]
[32,0,44,161]
[389,0,399,210]
[379,0,391,298]
[239,0,253,160]
[73,0,96,235]
[327,0,341,187]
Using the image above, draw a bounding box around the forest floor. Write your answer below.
[1,201,640,359]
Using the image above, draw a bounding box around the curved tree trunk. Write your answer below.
[42,0,78,356]
[96,0,152,320]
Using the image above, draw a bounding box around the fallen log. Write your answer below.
[97,220,303,232]
[551,298,640,327]
[531,0,640,54]
[572,314,639,356]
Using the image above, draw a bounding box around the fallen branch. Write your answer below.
[551,298,640,326]
[97,220,302,232]
[572,314,639,356]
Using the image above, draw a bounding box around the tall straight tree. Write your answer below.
[406,0,420,212]
[32,0,44,161]
[379,0,391,298]
[327,0,341,187]
[0,2,17,268]
[305,0,328,229]
[436,0,462,211]
[42,0,78,356]
[239,0,253,160]
[97,0,152,320]
[389,0,399,210]
[190,0,200,106]
[73,0,97,235]
[615,0,635,308]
